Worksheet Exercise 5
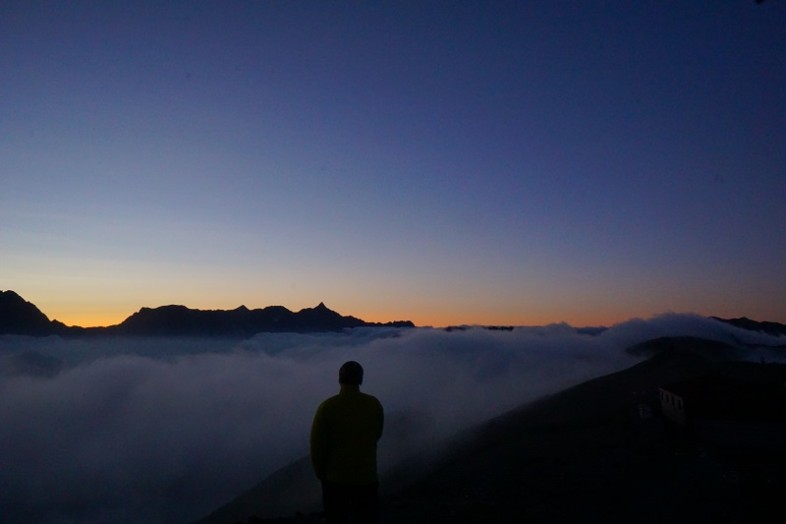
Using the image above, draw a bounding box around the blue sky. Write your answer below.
[2,1,785,326]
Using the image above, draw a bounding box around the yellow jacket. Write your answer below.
[310,385,384,485]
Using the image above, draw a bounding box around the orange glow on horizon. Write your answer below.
[40,301,786,330]
[50,311,130,329]
[49,306,625,330]
[313,306,635,329]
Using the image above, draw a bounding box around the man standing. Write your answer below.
[310,361,384,524]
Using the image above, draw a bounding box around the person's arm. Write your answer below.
[310,404,328,480]
[375,399,384,441]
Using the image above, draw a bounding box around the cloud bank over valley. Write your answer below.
[1,315,784,523]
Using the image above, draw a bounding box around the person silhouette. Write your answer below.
[310,361,384,524]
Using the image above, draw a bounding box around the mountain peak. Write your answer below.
[0,291,418,336]
[0,290,61,335]
[1,289,23,301]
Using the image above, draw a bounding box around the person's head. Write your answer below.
[339,361,364,386]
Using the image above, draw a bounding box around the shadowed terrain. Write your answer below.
[200,338,786,523]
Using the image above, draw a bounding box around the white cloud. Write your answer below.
[0,315,782,523]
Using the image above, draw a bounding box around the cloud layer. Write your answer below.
[0,315,783,523]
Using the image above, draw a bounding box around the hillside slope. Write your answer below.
[198,338,786,523]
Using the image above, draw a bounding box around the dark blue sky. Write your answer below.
[2,1,784,326]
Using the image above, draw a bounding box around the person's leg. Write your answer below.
[351,483,379,524]
[322,481,349,524]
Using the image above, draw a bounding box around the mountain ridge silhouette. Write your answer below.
[3,289,786,338]
[0,290,414,336]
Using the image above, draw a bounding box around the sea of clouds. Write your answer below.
[0,314,783,524]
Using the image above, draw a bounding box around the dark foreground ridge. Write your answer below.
[198,337,786,524]
[0,290,414,336]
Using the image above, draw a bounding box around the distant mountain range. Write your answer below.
[2,289,786,338]
[0,290,414,337]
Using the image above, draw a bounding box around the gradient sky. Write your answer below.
[2,1,785,327]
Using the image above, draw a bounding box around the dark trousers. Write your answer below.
[321,480,378,524]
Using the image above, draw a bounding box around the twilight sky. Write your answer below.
[2,1,785,327]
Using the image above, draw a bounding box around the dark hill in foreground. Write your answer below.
[0,290,414,336]
[199,337,786,524]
